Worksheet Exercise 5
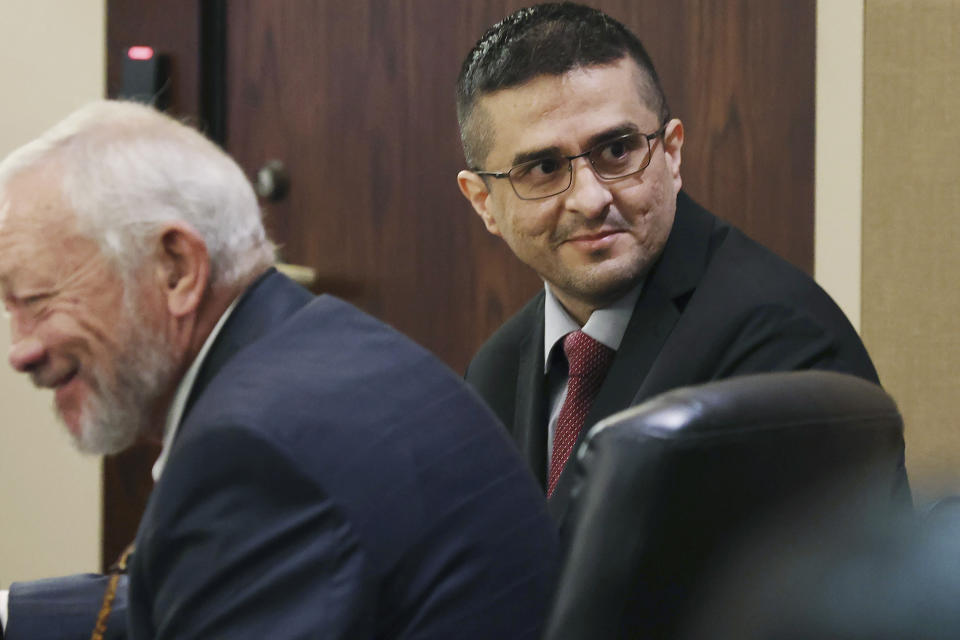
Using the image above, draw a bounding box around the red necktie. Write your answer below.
[547,331,615,497]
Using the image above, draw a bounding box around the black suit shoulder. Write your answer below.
[683,207,878,383]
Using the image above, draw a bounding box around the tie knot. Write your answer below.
[563,330,614,377]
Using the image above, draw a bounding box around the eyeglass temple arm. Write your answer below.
[472,169,510,178]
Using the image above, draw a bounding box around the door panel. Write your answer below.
[225,0,814,373]
[225,1,544,371]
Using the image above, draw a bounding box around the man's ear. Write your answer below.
[457,170,501,236]
[663,118,684,194]
[154,222,210,318]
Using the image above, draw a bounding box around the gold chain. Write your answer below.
[90,544,135,640]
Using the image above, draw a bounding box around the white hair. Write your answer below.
[0,100,274,289]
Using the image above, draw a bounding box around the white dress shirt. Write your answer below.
[152,297,238,481]
[0,590,8,632]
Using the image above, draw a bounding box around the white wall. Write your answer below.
[0,0,105,583]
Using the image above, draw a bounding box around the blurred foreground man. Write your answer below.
[456,3,904,526]
[0,100,558,639]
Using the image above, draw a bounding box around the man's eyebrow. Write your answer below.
[510,146,565,168]
[583,123,640,150]
[508,123,643,167]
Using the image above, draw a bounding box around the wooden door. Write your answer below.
[103,0,814,568]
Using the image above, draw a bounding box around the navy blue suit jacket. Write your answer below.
[127,270,558,638]
[5,575,127,640]
[9,270,559,639]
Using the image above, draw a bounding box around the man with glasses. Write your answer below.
[456,3,895,523]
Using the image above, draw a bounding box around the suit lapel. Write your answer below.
[548,191,714,523]
[181,268,313,427]
[136,268,313,555]
[512,294,549,488]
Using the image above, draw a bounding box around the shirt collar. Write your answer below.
[152,297,240,481]
[543,279,644,374]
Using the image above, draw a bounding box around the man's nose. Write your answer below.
[8,333,46,373]
[563,157,613,218]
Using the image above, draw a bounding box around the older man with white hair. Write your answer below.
[0,101,558,639]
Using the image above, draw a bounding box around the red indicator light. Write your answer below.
[127,46,154,61]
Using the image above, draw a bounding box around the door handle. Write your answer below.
[255,160,290,201]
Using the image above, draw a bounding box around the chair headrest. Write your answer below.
[589,369,900,444]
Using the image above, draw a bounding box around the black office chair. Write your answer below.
[543,371,910,640]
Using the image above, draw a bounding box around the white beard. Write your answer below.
[68,305,176,456]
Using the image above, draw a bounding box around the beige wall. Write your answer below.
[0,0,105,583]
[817,0,960,503]
[815,0,864,330]
[862,0,960,502]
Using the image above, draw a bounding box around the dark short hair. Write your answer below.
[456,2,670,168]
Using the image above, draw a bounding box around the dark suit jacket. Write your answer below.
[466,192,888,527]
[4,575,127,640]
[9,270,559,640]
[126,269,559,639]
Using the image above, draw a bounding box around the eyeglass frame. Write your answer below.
[471,121,670,201]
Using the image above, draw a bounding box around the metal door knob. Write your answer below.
[255,160,290,201]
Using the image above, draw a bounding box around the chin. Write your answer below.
[63,319,176,456]
[64,396,144,456]
[572,259,648,301]
[74,420,141,456]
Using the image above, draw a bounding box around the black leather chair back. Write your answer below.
[543,371,909,640]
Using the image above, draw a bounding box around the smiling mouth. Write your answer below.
[563,228,626,245]
[41,369,78,390]
[570,230,619,241]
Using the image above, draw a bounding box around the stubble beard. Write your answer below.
[546,203,667,308]
[555,251,651,310]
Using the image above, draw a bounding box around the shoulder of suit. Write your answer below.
[673,192,821,295]
[708,223,824,296]
[676,214,856,348]
[185,293,458,435]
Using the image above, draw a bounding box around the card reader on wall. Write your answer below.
[121,46,170,110]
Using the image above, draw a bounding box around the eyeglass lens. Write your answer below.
[509,133,653,199]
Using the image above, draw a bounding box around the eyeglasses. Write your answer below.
[473,123,668,200]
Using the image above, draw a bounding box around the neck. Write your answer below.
[550,289,614,326]
[557,298,594,326]
[549,277,643,326]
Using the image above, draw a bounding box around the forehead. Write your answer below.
[0,168,77,245]
[477,58,659,165]
[0,169,97,290]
